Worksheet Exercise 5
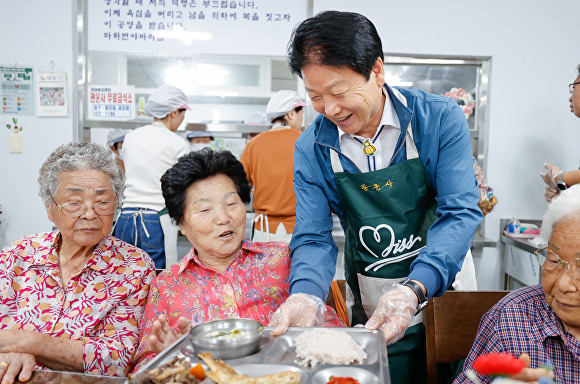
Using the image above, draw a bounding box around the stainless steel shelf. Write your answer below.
[472,232,497,248]
[185,123,270,133]
[82,121,272,142]
[83,120,271,133]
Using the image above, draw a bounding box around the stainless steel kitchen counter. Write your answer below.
[499,218,544,289]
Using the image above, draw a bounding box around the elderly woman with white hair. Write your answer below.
[454,186,580,383]
[0,142,156,384]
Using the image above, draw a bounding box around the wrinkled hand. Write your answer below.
[365,283,418,345]
[268,293,326,336]
[149,314,191,354]
[509,353,555,383]
[540,163,562,189]
[544,186,560,203]
[0,352,36,384]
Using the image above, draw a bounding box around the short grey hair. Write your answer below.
[38,142,124,205]
[541,184,580,241]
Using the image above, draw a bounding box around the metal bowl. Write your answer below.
[189,318,263,359]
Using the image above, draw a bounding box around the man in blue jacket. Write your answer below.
[268,10,482,382]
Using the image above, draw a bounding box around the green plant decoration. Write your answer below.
[6,117,22,133]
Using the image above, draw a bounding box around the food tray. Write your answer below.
[130,326,390,384]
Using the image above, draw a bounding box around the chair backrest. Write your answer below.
[325,279,349,326]
[424,290,510,384]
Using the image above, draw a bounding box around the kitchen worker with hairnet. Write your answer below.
[114,85,191,269]
[240,90,305,242]
[187,131,214,152]
[267,11,482,383]
[106,128,130,173]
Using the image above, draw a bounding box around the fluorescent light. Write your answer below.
[386,75,413,87]
[164,65,195,93]
[204,90,239,98]
[153,25,212,45]
[196,64,230,87]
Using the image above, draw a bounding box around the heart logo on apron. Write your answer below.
[359,223,424,272]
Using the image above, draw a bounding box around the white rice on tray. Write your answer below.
[295,328,367,367]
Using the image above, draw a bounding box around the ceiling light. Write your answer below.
[153,25,212,45]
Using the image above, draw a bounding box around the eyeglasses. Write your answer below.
[533,247,580,281]
[569,82,580,94]
[50,194,117,218]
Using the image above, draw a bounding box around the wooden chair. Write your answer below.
[325,279,349,326]
[424,290,510,383]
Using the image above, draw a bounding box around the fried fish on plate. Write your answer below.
[198,352,301,384]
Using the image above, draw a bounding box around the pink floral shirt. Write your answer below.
[0,231,156,376]
[133,240,344,369]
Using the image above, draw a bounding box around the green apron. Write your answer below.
[330,119,435,383]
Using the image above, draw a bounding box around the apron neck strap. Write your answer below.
[329,87,419,174]
[404,125,419,160]
[390,87,418,160]
[330,148,343,173]
[330,129,418,174]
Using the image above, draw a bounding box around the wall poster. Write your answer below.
[37,71,68,117]
[1,66,33,116]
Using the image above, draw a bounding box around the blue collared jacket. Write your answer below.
[289,84,483,300]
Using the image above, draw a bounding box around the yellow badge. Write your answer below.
[362,139,376,156]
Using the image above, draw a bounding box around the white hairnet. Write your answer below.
[244,111,270,125]
[187,131,214,140]
[144,85,191,119]
[107,128,130,147]
[265,90,306,122]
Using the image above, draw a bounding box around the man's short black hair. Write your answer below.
[287,11,384,80]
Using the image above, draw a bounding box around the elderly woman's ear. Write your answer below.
[45,204,55,223]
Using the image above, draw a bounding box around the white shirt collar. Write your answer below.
[337,85,401,141]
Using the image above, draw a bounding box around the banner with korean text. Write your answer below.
[88,0,308,56]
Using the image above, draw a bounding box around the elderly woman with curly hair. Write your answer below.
[132,148,344,370]
[0,142,156,383]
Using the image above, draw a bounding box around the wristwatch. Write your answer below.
[557,173,568,191]
[401,279,428,312]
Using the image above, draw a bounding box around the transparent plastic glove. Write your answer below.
[268,293,327,336]
[365,283,418,345]
[540,163,562,189]
[544,186,560,203]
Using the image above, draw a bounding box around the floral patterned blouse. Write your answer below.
[133,240,345,370]
[0,231,156,376]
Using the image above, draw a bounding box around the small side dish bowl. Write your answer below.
[189,318,263,359]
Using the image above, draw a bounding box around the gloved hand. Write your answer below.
[268,293,327,336]
[540,163,562,189]
[544,186,560,203]
[365,283,418,345]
